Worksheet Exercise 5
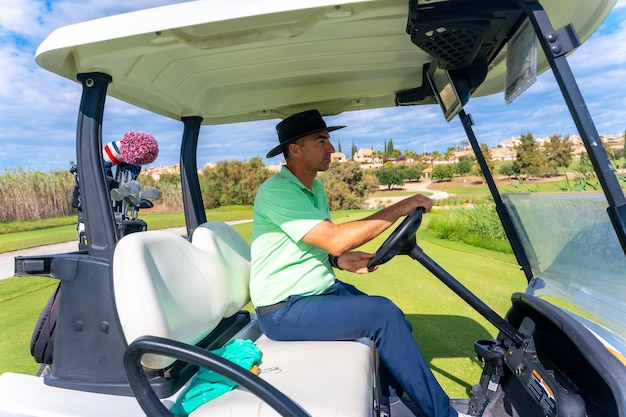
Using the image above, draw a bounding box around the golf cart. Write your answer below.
[2,0,625,416]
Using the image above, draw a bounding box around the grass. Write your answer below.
[0,226,79,253]
[0,216,76,234]
[0,276,58,375]
[0,210,527,400]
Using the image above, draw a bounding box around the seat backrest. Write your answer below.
[190,222,251,305]
[113,223,250,369]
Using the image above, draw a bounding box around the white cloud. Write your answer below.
[0,0,42,36]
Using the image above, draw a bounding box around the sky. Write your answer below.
[1,0,626,172]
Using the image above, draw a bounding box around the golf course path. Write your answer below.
[409,180,450,200]
[366,180,449,207]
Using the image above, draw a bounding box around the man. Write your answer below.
[250,109,469,417]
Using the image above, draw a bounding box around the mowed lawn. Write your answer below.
[0,276,58,376]
[0,212,526,400]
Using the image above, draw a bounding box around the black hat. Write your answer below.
[266,109,345,158]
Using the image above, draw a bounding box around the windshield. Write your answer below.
[502,192,626,351]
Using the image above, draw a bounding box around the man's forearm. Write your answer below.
[305,194,432,255]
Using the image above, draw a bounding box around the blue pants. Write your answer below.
[257,280,457,417]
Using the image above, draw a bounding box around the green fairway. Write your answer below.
[0,276,58,375]
[0,214,526,399]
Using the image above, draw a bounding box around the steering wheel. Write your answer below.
[367,207,424,271]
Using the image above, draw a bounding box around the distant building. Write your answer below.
[331,152,347,162]
[353,148,374,163]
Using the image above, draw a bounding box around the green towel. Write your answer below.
[171,339,262,416]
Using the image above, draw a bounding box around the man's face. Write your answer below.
[290,130,336,172]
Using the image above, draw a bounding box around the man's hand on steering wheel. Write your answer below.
[335,251,376,274]
[331,194,431,274]
[367,206,425,271]
[399,194,432,216]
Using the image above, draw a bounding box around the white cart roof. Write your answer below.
[36,0,614,124]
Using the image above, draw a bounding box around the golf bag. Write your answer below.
[30,284,60,365]
[72,163,148,249]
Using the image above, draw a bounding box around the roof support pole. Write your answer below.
[76,72,116,259]
[180,116,206,237]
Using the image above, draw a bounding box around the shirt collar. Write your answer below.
[279,165,311,192]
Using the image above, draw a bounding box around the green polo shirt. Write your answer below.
[250,166,335,307]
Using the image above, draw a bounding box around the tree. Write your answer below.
[513,133,544,177]
[432,164,454,181]
[318,161,379,210]
[455,155,474,176]
[404,150,418,163]
[374,150,386,160]
[351,141,357,159]
[385,139,395,157]
[542,134,573,174]
[473,143,494,180]
[200,157,271,208]
[158,171,181,186]
[498,163,519,177]
[414,153,429,166]
[398,165,422,182]
[375,167,404,190]
[337,140,342,153]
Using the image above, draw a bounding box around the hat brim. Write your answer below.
[266,125,345,158]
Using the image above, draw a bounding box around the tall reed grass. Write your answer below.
[425,202,513,254]
[0,167,188,223]
[0,169,75,222]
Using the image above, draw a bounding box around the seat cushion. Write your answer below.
[190,335,374,417]
[113,230,250,369]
